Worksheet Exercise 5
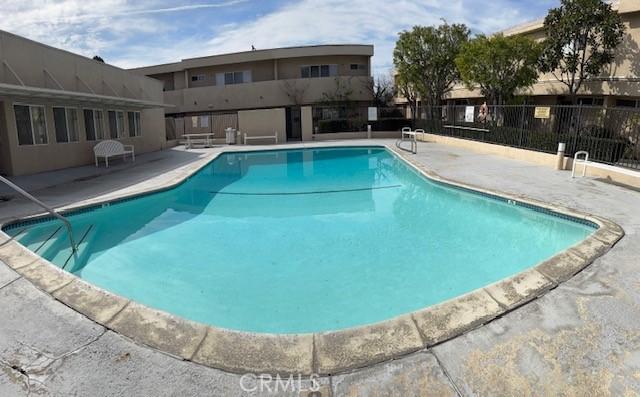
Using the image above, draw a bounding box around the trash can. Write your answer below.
[225,128,236,144]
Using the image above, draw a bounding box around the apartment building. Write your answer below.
[446,0,640,107]
[0,30,166,176]
[395,0,640,112]
[131,45,374,142]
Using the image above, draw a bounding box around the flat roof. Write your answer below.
[129,44,374,75]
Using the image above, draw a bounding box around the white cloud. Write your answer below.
[0,0,544,75]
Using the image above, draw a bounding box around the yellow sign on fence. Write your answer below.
[534,106,551,119]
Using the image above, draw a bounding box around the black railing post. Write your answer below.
[519,104,526,147]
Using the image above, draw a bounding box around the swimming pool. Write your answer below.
[3,146,595,333]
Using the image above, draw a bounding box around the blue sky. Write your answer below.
[0,0,560,75]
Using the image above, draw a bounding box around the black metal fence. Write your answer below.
[312,103,640,170]
[312,106,408,133]
[416,105,640,169]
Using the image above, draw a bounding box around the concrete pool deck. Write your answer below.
[0,140,638,395]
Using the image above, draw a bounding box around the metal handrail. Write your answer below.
[0,175,77,252]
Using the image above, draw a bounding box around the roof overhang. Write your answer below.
[0,83,170,109]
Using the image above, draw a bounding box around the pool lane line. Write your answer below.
[209,184,403,196]
[34,225,62,254]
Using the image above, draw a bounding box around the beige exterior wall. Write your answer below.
[301,106,313,141]
[0,30,167,176]
[187,60,275,87]
[276,55,370,79]
[238,108,287,143]
[162,75,372,114]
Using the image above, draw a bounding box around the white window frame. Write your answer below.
[199,115,209,128]
[191,74,206,82]
[300,64,337,78]
[223,71,247,85]
[53,106,80,144]
[107,109,125,139]
[14,103,48,146]
[83,108,105,141]
[128,111,142,137]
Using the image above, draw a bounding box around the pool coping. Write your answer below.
[0,142,624,376]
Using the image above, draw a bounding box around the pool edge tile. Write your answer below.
[314,314,424,375]
[191,328,314,375]
[411,289,502,347]
[106,301,208,360]
[484,268,555,310]
[53,278,130,324]
[16,260,74,294]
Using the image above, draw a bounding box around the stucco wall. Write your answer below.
[238,108,286,143]
[301,106,313,141]
[164,76,372,114]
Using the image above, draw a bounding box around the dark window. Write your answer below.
[128,111,141,137]
[108,110,118,138]
[320,65,330,77]
[14,105,33,145]
[310,65,320,78]
[301,66,310,78]
[350,64,358,70]
[84,109,96,140]
[234,71,243,84]
[616,99,637,108]
[53,107,68,142]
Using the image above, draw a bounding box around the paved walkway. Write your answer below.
[0,140,639,396]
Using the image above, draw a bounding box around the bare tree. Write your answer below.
[280,80,310,105]
[395,73,419,122]
[320,77,354,105]
[367,74,395,107]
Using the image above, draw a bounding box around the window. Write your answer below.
[53,107,79,143]
[83,109,105,141]
[300,64,337,78]
[577,97,604,106]
[350,63,367,71]
[224,71,244,85]
[190,115,209,128]
[14,104,47,146]
[128,111,141,137]
[108,110,124,138]
[191,74,206,82]
[615,99,639,108]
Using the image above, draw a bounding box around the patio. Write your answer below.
[0,139,638,396]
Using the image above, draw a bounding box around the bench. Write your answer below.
[244,132,278,145]
[94,140,135,167]
[183,133,216,149]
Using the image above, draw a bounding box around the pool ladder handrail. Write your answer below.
[0,175,77,253]
[396,127,419,154]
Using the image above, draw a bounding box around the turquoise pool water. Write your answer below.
[4,147,595,333]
